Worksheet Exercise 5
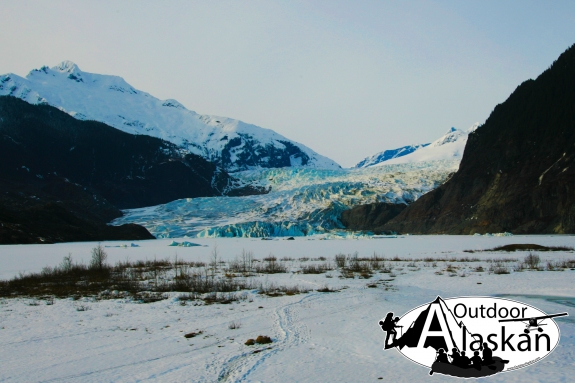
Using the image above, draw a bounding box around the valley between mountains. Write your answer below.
[2,44,575,243]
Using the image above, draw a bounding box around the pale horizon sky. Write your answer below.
[1,0,575,167]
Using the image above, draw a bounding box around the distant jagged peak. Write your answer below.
[26,61,85,83]
[431,127,465,147]
[26,61,82,76]
[53,60,81,74]
[431,123,478,147]
[27,61,135,87]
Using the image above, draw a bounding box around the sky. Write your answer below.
[1,1,575,167]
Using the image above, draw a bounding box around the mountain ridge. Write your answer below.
[0,96,258,209]
[355,143,430,168]
[0,62,341,172]
[355,124,478,168]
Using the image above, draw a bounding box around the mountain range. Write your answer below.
[0,61,340,172]
[3,42,574,242]
[0,61,469,242]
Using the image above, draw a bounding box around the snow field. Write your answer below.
[1,235,575,382]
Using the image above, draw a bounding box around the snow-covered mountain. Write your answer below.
[356,124,479,168]
[355,143,430,168]
[0,61,340,172]
[112,160,458,238]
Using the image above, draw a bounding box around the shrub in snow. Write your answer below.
[228,321,241,330]
[90,243,108,270]
[524,253,541,269]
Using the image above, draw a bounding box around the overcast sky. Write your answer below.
[2,1,575,167]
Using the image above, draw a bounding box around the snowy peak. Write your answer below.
[430,127,466,147]
[355,143,429,168]
[27,62,138,94]
[1,62,340,172]
[53,60,81,73]
[27,61,86,84]
[428,123,479,148]
[54,61,85,83]
[356,123,479,167]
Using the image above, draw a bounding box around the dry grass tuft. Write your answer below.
[255,335,273,344]
[185,331,203,339]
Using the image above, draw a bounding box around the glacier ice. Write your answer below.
[168,241,202,247]
[112,160,459,238]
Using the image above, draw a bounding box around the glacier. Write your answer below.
[111,160,459,238]
[0,61,340,172]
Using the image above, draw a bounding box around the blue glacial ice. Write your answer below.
[111,160,459,238]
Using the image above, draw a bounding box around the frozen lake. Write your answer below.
[2,234,575,279]
[1,235,574,382]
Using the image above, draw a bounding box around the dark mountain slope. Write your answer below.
[0,176,153,244]
[0,96,252,209]
[0,96,260,243]
[378,44,575,234]
[340,202,406,232]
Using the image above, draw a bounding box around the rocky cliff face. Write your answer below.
[379,44,575,234]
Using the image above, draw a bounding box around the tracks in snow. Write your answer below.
[217,293,316,382]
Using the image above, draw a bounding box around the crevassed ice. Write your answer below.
[111,160,459,238]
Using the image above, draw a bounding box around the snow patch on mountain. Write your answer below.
[112,160,459,238]
[0,62,340,172]
[356,124,479,168]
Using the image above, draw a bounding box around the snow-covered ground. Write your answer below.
[111,160,458,238]
[1,235,574,382]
